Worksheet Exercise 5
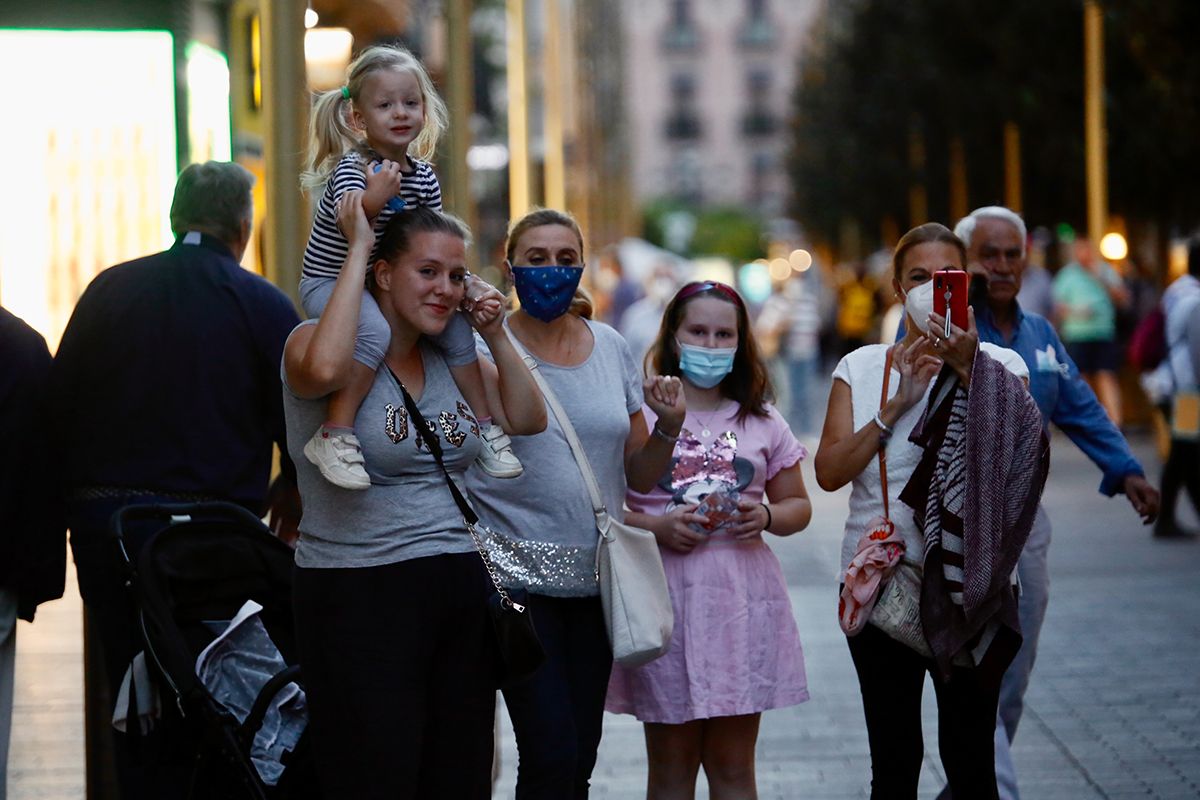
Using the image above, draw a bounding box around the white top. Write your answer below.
[832,342,1029,576]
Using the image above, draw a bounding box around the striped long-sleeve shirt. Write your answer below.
[301,151,442,282]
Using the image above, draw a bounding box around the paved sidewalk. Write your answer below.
[7,562,84,799]
[494,432,1200,799]
[7,432,1200,799]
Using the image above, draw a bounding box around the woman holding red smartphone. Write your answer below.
[815,223,1045,799]
[933,268,969,339]
[606,280,813,800]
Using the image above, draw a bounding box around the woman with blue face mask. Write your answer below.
[466,208,685,799]
[606,281,814,800]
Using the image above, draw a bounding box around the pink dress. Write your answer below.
[605,401,810,724]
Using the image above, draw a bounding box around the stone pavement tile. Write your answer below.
[7,770,90,800]
[7,563,84,800]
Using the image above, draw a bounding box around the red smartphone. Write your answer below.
[933,269,969,335]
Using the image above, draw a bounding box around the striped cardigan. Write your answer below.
[900,349,1049,677]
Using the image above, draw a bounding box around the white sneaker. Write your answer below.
[477,423,523,478]
[304,428,371,490]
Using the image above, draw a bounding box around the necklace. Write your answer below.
[690,402,726,438]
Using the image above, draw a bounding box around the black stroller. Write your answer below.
[113,501,317,799]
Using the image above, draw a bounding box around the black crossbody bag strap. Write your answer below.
[386,367,478,526]
[385,367,530,611]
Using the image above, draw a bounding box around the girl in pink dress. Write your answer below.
[606,280,813,799]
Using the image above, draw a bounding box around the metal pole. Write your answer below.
[1004,121,1023,214]
[1084,0,1107,242]
[507,0,531,219]
[543,0,566,211]
[948,135,968,223]
[907,119,927,227]
[443,0,476,224]
[261,0,307,306]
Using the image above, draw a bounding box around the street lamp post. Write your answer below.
[507,0,531,219]
[1084,0,1108,243]
[1004,121,1022,214]
[443,0,477,243]
[543,0,566,211]
[262,0,308,306]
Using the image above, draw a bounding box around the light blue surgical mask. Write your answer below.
[676,341,736,388]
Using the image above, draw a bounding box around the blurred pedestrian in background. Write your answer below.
[1014,228,1054,322]
[45,161,301,798]
[755,271,823,435]
[1119,254,1163,345]
[952,206,1160,800]
[0,306,66,799]
[834,260,879,356]
[1052,238,1130,425]
[1155,238,1200,538]
[621,257,684,368]
[816,223,1043,800]
[467,208,682,799]
[608,280,813,799]
[593,244,642,331]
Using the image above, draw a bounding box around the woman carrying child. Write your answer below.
[283,194,545,798]
[299,44,521,489]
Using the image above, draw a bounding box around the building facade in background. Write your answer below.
[623,0,819,216]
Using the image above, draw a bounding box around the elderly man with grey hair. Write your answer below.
[937,206,1160,800]
[46,161,301,797]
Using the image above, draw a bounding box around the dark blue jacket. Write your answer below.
[47,233,301,513]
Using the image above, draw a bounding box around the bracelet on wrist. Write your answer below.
[872,411,893,443]
[651,423,679,444]
[760,502,773,532]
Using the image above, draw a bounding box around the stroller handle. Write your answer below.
[110,501,267,566]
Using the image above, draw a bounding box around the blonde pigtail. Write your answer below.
[301,89,361,193]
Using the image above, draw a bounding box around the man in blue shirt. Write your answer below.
[948,206,1159,800]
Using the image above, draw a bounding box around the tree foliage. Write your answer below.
[789,0,1200,255]
[642,201,767,263]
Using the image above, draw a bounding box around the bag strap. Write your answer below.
[879,348,894,520]
[503,328,613,537]
[385,365,523,610]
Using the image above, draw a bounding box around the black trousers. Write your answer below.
[293,551,497,799]
[847,624,1004,800]
[1160,436,1200,530]
[501,594,613,800]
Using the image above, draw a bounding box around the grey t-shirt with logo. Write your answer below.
[283,325,482,569]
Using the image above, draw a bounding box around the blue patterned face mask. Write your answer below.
[511,265,584,323]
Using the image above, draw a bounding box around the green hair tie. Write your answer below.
[340,86,350,101]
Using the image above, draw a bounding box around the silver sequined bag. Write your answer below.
[473,524,596,594]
